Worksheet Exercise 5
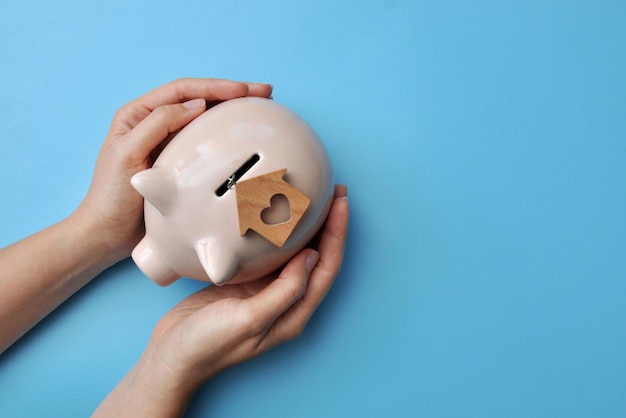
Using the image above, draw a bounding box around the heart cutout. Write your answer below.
[261,194,291,225]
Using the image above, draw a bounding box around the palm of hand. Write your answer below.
[143,184,348,392]
[152,277,278,377]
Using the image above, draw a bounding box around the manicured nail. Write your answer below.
[305,250,320,272]
[182,98,205,110]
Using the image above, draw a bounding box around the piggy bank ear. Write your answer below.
[195,239,240,286]
[131,168,176,214]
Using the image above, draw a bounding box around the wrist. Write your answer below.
[143,338,218,396]
[66,208,132,267]
[141,343,202,397]
[94,346,200,418]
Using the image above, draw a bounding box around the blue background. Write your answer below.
[1,1,625,417]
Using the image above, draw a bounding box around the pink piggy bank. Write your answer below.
[130,97,333,286]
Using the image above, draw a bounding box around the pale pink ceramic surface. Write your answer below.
[130,97,333,286]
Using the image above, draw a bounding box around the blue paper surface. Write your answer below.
[1,1,625,417]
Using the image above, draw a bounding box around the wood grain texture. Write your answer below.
[236,169,311,247]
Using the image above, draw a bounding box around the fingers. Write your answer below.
[244,249,320,335]
[260,187,350,348]
[137,78,270,111]
[121,99,206,161]
[314,187,349,288]
[244,81,273,98]
[111,78,273,134]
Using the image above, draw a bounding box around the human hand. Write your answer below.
[94,185,348,416]
[72,78,272,264]
[138,185,348,407]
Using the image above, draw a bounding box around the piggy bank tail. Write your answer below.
[132,237,179,286]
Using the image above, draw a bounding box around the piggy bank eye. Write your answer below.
[215,153,261,197]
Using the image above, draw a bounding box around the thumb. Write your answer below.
[122,98,206,159]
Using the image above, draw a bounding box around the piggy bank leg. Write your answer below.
[195,239,240,286]
[131,237,179,286]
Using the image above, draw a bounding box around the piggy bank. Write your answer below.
[130,97,333,286]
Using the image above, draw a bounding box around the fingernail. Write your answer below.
[305,250,320,272]
[248,82,272,88]
[335,184,348,199]
[182,98,205,110]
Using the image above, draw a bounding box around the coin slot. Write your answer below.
[215,153,261,197]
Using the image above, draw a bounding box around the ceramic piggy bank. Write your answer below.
[130,97,333,286]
